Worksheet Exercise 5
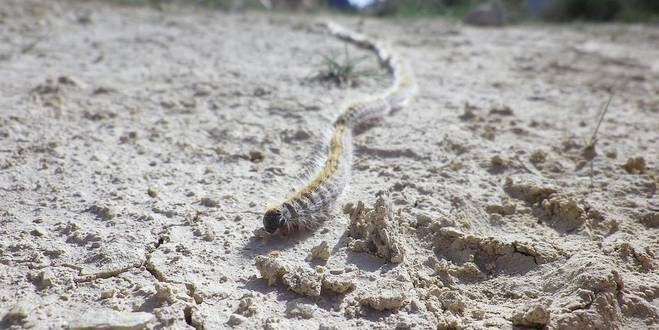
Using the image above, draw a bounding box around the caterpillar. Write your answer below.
[262,21,417,235]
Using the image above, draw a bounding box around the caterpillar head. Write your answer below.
[263,206,286,234]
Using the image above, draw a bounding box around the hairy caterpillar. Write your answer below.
[263,21,417,234]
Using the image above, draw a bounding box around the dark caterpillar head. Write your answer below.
[263,208,284,234]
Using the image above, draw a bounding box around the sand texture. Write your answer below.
[1,0,658,329]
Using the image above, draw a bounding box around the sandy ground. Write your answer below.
[1,0,658,329]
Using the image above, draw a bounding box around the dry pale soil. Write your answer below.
[0,0,658,329]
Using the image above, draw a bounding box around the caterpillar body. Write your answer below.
[263,21,417,235]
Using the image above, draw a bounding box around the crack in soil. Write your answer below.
[75,259,146,283]
[143,226,203,329]
[512,244,540,266]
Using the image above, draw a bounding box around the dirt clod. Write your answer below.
[307,241,331,261]
[344,196,406,264]
[623,156,647,174]
[511,302,550,328]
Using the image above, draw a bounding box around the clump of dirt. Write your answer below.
[489,105,514,116]
[254,252,290,287]
[236,295,257,317]
[511,301,551,328]
[285,300,315,319]
[602,233,656,271]
[504,176,588,232]
[623,156,647,174]
[537,194,586,232]
[640,212,659,228]
[485,200,516,216]
[254,254,321,296]
[68,309,155,330]
[488,154,512,173]
[356,279,410,312]
[282,267,324,297]
[343,196,406,263]
[322,274,355,294]
[306,241,330,261]
[418,222,560,278]
[503,176,557,204]
[254,253,355,297]
[544,254,628,329]
[529,149,547,165]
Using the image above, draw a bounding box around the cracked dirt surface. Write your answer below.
[1,0,658,329]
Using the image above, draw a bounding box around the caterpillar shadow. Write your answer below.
[241,227,317,258]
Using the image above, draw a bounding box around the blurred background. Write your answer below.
[112,0,659,23]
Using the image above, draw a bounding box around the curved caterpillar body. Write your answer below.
[263,21,417,234]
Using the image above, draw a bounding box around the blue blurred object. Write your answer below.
[527,0,552,15]
[328,0,352,9]
[328,0,376,10]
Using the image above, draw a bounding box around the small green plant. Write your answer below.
[314,45,370,87]
[581,94,613,189]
